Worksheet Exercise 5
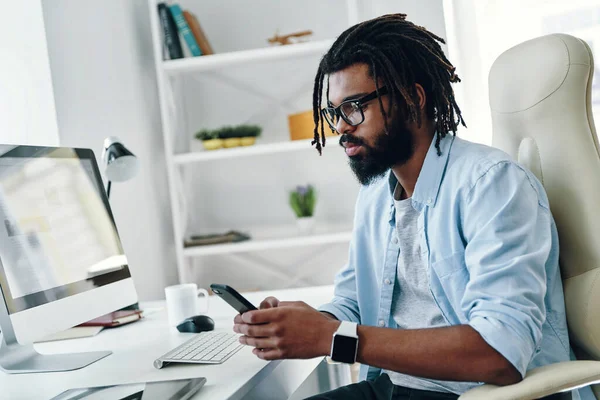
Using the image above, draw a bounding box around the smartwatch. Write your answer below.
[330,321,359,364]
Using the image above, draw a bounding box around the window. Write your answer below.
[443,0,600,145]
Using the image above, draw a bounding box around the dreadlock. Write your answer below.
[312,13,466,156]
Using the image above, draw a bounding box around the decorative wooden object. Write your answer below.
[268,30,313,46]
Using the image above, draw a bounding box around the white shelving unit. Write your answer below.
[183,231,353,257]
[173,139,315,164]
[162,39,335,75]
[148,0,361,285]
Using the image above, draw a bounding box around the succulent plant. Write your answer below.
[194,129,219,141]
[195,125,261,140]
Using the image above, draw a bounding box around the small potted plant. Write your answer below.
[194,125,261,150]
[289,185,316,235]
[219,126,242,148]
[195,129,223,150]
[237,125,261,146]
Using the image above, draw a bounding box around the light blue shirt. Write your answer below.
[320,135,591,398]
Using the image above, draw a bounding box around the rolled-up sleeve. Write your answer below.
[319,258,361,323]
[462,161,550,377]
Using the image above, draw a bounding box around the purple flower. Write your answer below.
[296,185,308,196]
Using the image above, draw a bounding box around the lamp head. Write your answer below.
[102,137,139,182]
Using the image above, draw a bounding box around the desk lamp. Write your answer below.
[102,136,140,310]
[101,137,139,198]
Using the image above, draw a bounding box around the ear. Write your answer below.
[415,83,427,111]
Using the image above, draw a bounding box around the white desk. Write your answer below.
[0,285,349,400]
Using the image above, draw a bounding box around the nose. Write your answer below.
[335,116,356,135]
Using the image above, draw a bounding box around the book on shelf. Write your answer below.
[157,2,183,60]
[183,11,214,56]
[184,231,251,247]
[169,3,202,57]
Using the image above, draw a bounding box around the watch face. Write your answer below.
[331,334,358,364]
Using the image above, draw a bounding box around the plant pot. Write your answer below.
[202,139,223,151]
[240,137,256,146]
[223,138,242,148]
[296,216,315,235]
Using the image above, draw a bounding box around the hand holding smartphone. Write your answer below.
[210,284,257,314]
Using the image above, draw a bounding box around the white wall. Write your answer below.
[42,0,177,300]
[365,0,447,41]
[1,1,59,146]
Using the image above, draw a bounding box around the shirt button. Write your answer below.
[392,237,398,244]
[427,198,432,204]
[378,320,385,327]
[384,278,392,285]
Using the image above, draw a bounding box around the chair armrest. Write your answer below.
[459,361,600,400]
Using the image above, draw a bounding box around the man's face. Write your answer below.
[327,64,415,185]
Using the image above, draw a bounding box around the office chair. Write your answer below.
[459,34,600,399]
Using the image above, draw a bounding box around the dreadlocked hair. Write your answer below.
[312,13,466,156]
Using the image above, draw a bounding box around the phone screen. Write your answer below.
[210,284,257,314]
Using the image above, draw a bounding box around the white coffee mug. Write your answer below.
[164,283,209,327]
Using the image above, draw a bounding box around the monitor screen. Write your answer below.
[0,146,131,314]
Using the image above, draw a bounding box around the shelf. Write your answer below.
[183,230,352,257]
[162,39,335,75]
[174,139,319,164]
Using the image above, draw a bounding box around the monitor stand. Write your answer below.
[0,276,113,373]
[0,285,112,374]
[0,331,111,374]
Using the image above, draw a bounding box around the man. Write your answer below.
[233,14,586,399]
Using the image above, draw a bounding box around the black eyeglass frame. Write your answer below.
[321,87,389,132]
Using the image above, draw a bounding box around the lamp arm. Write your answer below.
[106,181,112,199]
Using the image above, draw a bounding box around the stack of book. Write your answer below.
[184,231,251,248]
[157,2,214,60]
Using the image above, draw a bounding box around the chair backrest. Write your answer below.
[488,32,599,388]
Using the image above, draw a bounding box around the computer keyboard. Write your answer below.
[154,331,243,369]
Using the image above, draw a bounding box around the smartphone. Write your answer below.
[210,284,257,314]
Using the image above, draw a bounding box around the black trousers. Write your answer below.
[305,373,573,400]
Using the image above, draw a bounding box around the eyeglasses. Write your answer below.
[321,87,388,133]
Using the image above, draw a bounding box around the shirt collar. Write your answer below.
[387,134,455,209]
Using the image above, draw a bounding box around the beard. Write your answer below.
[340,118,415,186]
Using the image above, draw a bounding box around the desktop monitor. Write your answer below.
[0,145,138,374]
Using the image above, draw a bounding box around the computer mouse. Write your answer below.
[176,315,215,333]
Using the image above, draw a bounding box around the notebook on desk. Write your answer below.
[35,310,143,343]
[79,310,143,327]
